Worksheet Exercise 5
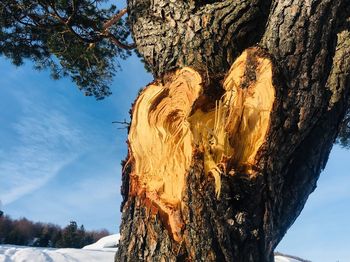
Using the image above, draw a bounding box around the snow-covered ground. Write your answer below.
[0,234,119,262]
[83,234,119,251]
[0,234,303,262]
[0,245,114,262]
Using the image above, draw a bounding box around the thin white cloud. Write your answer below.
[0,91,88,205]
[61,167,121,207]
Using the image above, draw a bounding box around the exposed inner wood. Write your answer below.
[128,47,275,241]
[128,68,202,241]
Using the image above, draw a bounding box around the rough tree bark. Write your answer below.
[116,0,350,261]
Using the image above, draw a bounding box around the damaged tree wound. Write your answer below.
[117,0,350,260]
[127,47,275,243]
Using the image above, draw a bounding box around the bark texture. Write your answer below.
[128,0,271,78]
[116,0,350,261]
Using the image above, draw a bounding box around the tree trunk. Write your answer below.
[116,0,350,261]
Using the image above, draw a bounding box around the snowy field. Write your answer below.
[0,234,119,262]
[0,234,301,262]
[0,245,115,262]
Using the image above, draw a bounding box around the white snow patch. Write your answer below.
[0,245,115,262]
[83,234,119,250]
[0,235,119,262]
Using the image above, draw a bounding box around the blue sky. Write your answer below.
[0,53,349,261]
[0,55,152,233]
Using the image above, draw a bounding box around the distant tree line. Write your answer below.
[0,213,110,248]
